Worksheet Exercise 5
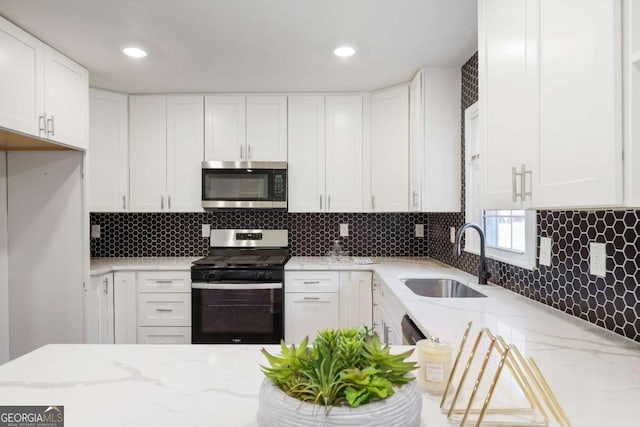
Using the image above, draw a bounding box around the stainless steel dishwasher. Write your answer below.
[401,314,427,344]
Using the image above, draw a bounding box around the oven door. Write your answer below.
[201,161,287,209]
[191,282,283,344]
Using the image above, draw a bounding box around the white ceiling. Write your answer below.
[0,0,477,94]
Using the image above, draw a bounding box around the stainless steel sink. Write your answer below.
[401,278,487,298]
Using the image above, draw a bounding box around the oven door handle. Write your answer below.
[192,282,283,290]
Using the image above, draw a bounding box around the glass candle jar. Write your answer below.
[416,337,453,395]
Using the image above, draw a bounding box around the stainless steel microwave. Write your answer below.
[201,161,287,209]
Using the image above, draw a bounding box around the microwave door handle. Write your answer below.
[192,282,283,290]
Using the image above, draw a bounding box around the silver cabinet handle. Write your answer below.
[38,115,46,136]
[240,145,244,160]
[122,195,126,210]
[512,166,520,202]
[303,281,320,285]
[248,145,252,159]
[46,115,55,137]
[302,296,321,300]
[155,308,173,312]
[521,164,532,201]
[155,280,173,284]
[412,191,418,208]
[328,195,331,211]
[371,195,376,209]
[168,195,172,210]
[319,195,323,210]
[161,195,164,210]
[102,278,108,294]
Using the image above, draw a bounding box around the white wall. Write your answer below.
[7,151,85,359]
[0,152,9,364]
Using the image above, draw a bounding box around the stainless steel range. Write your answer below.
[191,229,289,344]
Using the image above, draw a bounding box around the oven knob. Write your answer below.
[265,272,272,280]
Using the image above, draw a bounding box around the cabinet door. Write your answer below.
[287,96,326,212]
[113,272,136,344]
[166,96,204,211]
[285,293,339,344]
[204,95,245,161]
[88,89,128,212]
[339,272,373,329]
[409,72,423,212]
[129,96,167,211]
[246,96,287,161]
[478,0,538,209]
[0,17,44,137]
[370,85,409,212]
[44,46,89,149]
[325,95,363,212]
[534,0,622,208]
[87,274,114,344]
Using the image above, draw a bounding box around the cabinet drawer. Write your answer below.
[285,293,340,343]
[138,293,191,326]
[285,271,339,293]
[137,327,191,344]
[137,271,191,293]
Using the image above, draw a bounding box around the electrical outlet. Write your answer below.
[340,224,349,237]
[590,242,607,277]
[202,224,211,238]
[450,227,456,243]
[90,224,101,239]
[539,237,552,266]
[415,224,424,238]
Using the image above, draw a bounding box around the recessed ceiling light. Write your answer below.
[122,46,148,58]
[334,46,356,58]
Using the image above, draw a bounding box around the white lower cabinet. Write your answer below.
[284,270,373,343]
[113,272,137,344]
[85,273,114,344]
[285,293,340,343]
[136,270,191,343]
[137,327,191,344]
[372,274,404,345]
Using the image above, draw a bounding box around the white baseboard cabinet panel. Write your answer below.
[7,151,85,359]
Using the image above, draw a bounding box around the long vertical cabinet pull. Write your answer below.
[168,195,172,210]
[240,145,244,160]
[328,195,331,211]
[103,278,108,295]
[371,195,376,210]
[122,195,126,210]
[248,145,252,160]
[161,195,164,210]
[46,116,55,137]
[38,115,46,136]
[521,164,532,201]
[319,195,323,210]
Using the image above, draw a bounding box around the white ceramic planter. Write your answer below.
[257,378,422,426]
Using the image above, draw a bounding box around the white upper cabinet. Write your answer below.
[204,95,286,161]
[44,47,89,149]
[204,95,245,161]
[479,0,538,210]
[407,68,461,212]
[129,96,168,212]
[130,95,204,212]
[166,96,204,212]
[325,95,363,212]
[288,96,326,212]
[479,0,622,209]
[534,0,622,208]
[0,17,44,138]
[88,89,128,212]
[624,0,640,206]
[0,17,88,150]
[370,85,409,212]
[246,96,287,161]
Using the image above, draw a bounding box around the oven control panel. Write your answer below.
[235,232,263,241]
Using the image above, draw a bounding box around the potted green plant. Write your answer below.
[257,328,422,426]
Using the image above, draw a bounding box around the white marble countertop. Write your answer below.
[90,257,200,276]
[286,256,640,426]
[0,344,449,427]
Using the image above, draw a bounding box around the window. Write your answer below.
[464,102,536,270]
